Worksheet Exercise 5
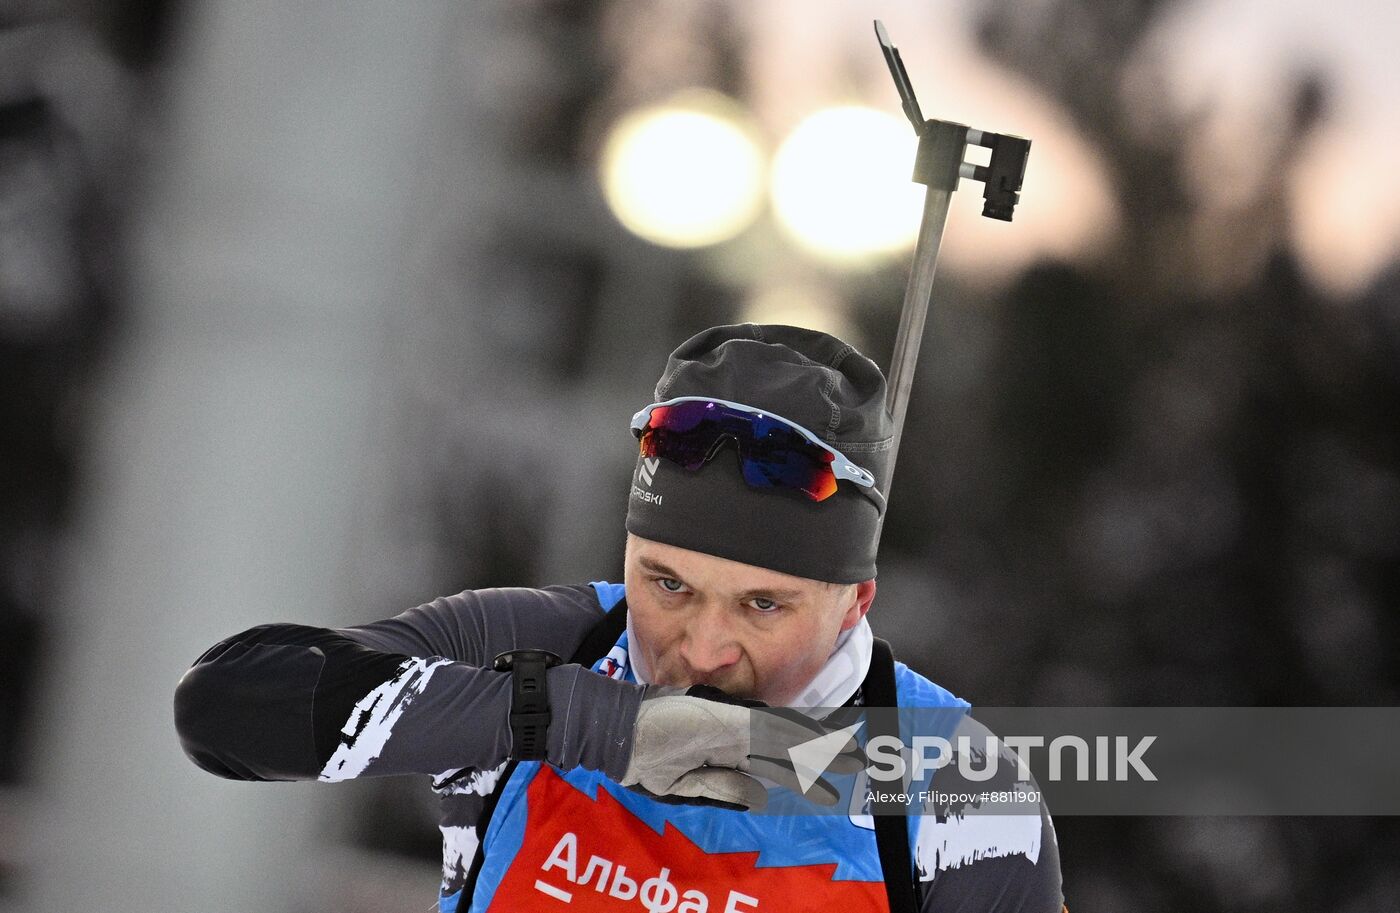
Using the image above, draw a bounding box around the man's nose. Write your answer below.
[678,606,741,676]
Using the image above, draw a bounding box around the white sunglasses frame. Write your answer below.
[629,396,882,498]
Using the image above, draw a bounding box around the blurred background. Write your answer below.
[2,0,1398,910]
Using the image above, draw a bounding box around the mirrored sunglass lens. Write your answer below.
[648,401,711,433]
[737,440,839,501]
[640,428,715,470]
[747,414,791,440]
[807,467,839,500]
[643,401,845,501]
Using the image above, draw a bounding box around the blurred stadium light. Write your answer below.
[599,90,765,248]
[771,106,923,263]
[598,96,927,266]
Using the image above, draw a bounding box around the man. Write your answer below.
[175,323,1064,912]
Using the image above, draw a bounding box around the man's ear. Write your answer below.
[839,579,877,631]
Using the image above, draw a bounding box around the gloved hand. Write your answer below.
[619,684,863,811]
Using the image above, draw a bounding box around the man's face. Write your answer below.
[623,533,876,706]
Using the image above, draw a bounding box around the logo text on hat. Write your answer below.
[631,485,663,506]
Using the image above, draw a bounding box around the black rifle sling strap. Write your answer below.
[865,636,920,913]
[457,597,630,906]
[570,595,631,670]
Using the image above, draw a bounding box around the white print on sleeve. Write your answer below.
[318,657,453,781]
[916,809,1043,878]
[440,825,481,887]
[434,760,509,797]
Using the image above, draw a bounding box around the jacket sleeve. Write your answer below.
[915,725,1066,913]
[173,584,644,784]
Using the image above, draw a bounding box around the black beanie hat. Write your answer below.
[624,323,892,583]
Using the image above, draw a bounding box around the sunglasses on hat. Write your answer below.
[629,397,883,506]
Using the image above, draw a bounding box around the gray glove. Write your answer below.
[619,684,862,811]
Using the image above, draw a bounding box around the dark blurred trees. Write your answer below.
[962,0,1399,704]
[874,2,1400,910]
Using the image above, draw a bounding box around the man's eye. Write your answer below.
[657,578,685,594]
[750,597,779,613]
